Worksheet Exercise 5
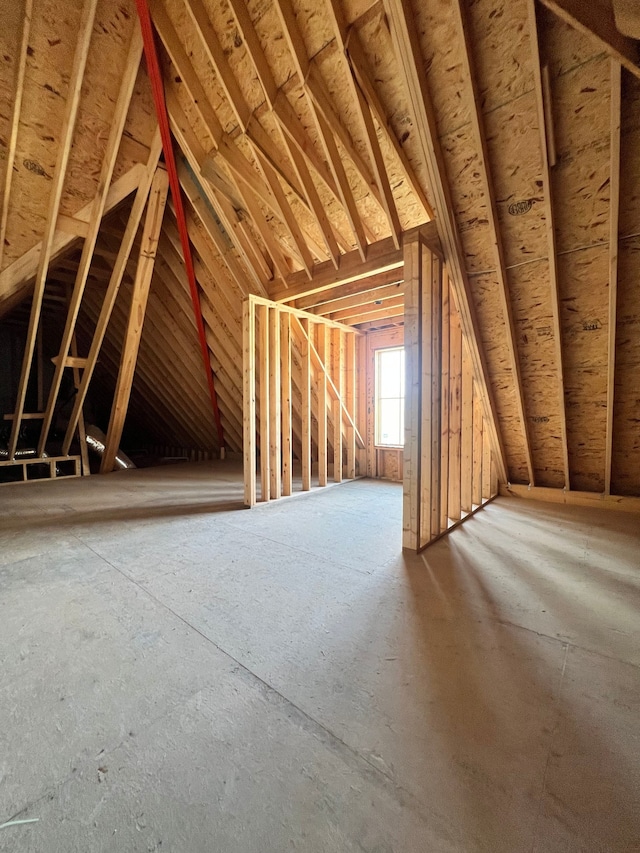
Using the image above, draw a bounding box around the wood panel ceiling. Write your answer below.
[0,0,638,495]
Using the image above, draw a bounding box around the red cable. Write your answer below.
[134,0,225,451]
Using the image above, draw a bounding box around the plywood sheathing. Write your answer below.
[1,0,155,276]
[540,10,610,492]
[611,70,640,496]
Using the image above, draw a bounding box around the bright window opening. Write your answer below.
[375,346,405,447]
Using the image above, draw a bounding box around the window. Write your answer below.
[375,346,405,447]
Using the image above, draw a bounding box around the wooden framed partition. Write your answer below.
[243,295,364,506]
[403,229,500,551]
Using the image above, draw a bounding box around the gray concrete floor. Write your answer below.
[1,460,639,853]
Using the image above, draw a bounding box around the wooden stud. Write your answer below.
[317,323,328,486]
[333,328,343,482]
[100,167,170,474]
[269,306,282,498]
[605,61,622,496]
[402,233,421,550]
[300,317,311,491]
[7,0,98,459]
[243,298,256,506]
[527,0,570,489]
[280,310,293,497]
[346,332,356,479]
[460,345,473,514]
[439,276,450,532]
[257,302,270,500]
[472,388,483,507]
[448,293,462,521]
[40,26,143,456]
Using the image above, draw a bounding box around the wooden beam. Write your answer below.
[39,26,143,456]
[300,317,311,490]
[257,303,270,499]
[345,29,434,221]
[243,298,256,506]
[317,323,328,486]
[280,311,293,496]
[383,0,508,484]
[324,0,402,247]
[346,330,356,479]
[402,233,421,550]
[100,167,169,473]
[0,0,33,271]
[454,0,535,485]
[269,306,282,498]
[537,0,640,80]
[461,346,473,514]
[0,165,143,316]
[271,235,408,303]
[500,483,640,514]
[62,132,163,455]
[605,60,621,496]
[439,278,450,531]
[333,328,343,482]
[448,293,462,521]
[526,0,570,488]
[7,0,98,459]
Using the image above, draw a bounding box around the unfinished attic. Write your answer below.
[1,0,639,849]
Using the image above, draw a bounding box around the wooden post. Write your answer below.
[300,318,311,490]
[258,302,270,500]
[472,388,483,507]
[317,323,328,486]
[280,310,292,497]
[243,297,256,506]
[461,345,474,514]
[448,297,462,521]
[403,233,422,551]
[332,327,343,482]
[439,277,450,533]
[101,167,169,473]
[346,331,356,479]
[269,306,281,499]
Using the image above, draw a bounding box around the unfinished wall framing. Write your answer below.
[243,294,364,507]
[403,228,500,551]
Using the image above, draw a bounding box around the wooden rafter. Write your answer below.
[7,0,98,459]
[62,131,163,456]
[383,0,508,484]
[537,0,640,80]
[0,0,33,272]
[38,27,144,456]
[453,0,535,485]
[101,167,170,473]
[527,0,570,488]
[325,0,402,248]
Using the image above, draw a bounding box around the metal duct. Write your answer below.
[85,424,136,470]
[0,447,38,460]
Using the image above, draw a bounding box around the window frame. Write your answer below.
[374,345,405,449]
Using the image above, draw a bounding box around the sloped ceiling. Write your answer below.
[0,0,638,495]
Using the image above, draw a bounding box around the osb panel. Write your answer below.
[509,260,565,486]
[564,368,607,493]
[0,2,24,177]
[291,0,334,61]
[471,272,529,480]
[558,246,609,371]
[165,0,239,135]
[414,0,469,136]
[550,58,611,253]
[249,0,296,90]
[466,0,534,114]
[615,237,640,369]
[539,5,604,76]
[355,13,432,214]
[440,126,495,273]
[619,70,640,236]
[611,392,640,496]
[484,90,548,267]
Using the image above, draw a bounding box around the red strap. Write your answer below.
[134,0,225,450]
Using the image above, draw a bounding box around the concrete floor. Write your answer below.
[0,461,639,853]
